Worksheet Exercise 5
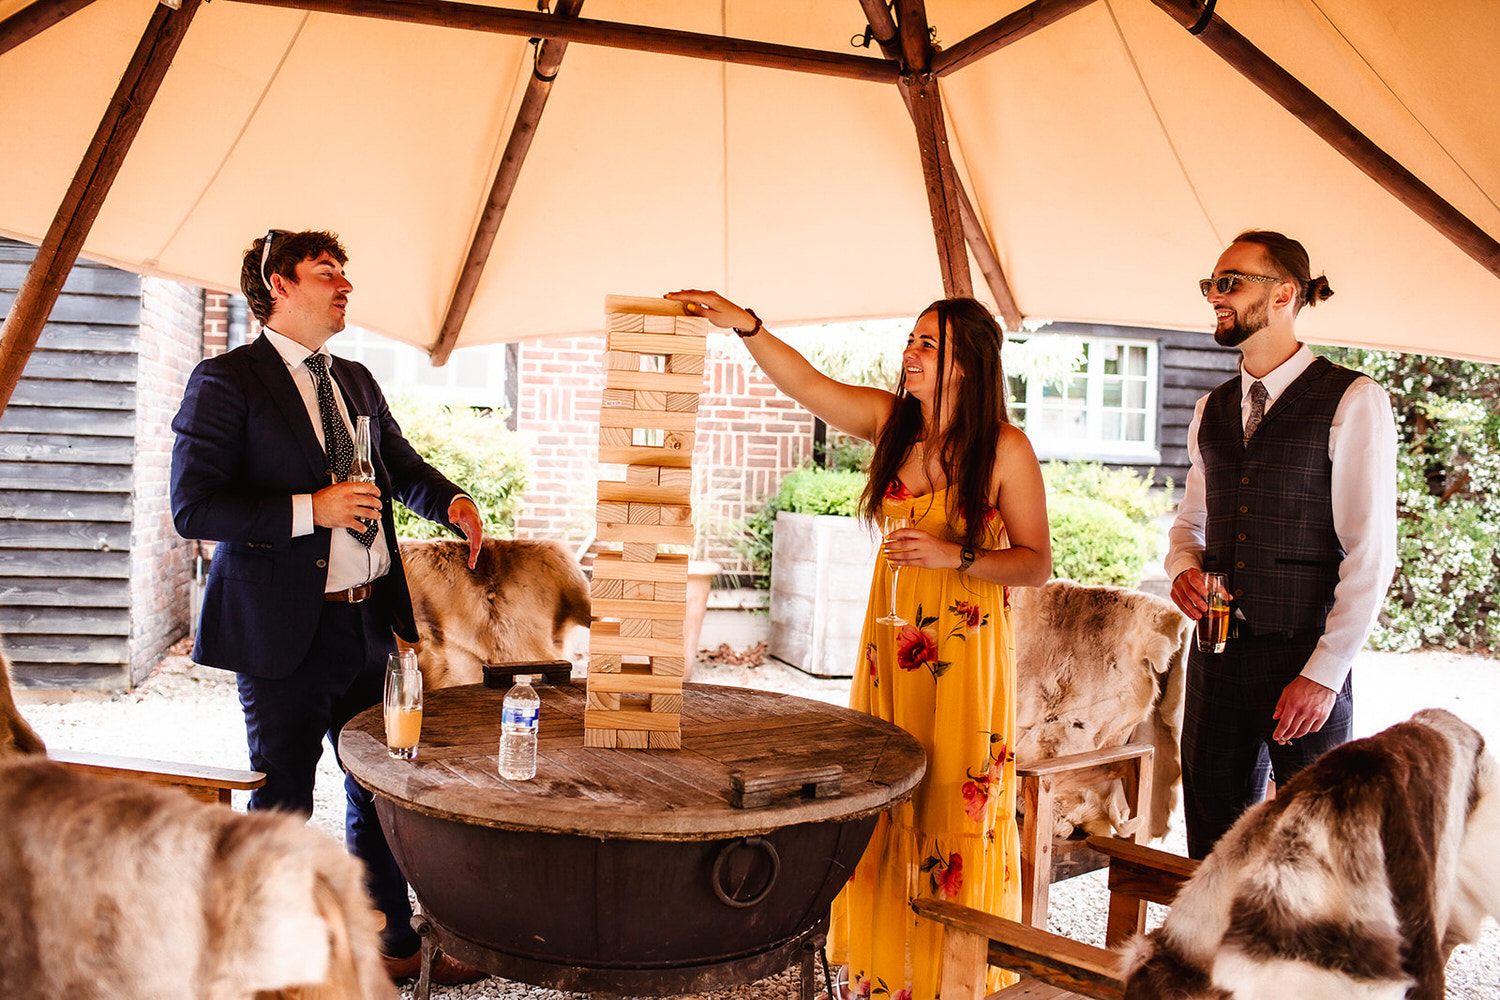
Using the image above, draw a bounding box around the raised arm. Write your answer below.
[665,290,895,442]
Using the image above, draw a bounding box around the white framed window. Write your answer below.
[1007,334,1160,462]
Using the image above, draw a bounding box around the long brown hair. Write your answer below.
[860,298,1010,547]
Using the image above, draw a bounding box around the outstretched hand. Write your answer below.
[448,496,484,569]
[664,290,755,332]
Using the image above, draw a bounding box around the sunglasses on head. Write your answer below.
[1199,272,1284,297]
[259,228,294,293]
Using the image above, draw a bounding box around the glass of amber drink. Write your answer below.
[1197,572,1231,654]
[384,652,423,760]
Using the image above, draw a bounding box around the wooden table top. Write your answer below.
[340,681,926,841]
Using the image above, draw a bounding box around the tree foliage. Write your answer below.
[387,395,529,540]
[1319,348,1499,652]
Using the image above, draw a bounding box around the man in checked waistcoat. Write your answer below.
[1164,230,1397,859]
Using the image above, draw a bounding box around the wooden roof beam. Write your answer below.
[0,0,101,58]
[227,0,899,84]
[1151,0,1500,280]
[429,0,583,366]
[870,0,1021,325]
[0,0,202,419]
[933,0,1101,77]
[893,0,933,74]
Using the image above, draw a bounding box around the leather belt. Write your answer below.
[325,584,372,604]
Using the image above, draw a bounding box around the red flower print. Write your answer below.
[924,852,963,899]
[864,641,879,683]
[895,624,937,671]
[960,778,989,822]
[893,991,913,1000]
[946,599,989,640]
[883,479,915,502]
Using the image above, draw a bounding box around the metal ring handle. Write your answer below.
[711,836,780,909]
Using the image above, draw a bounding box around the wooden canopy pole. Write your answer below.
[1151,0,1500,279]
[863,0,1023,327]
[0,0,202,419]
[429,0,583,366]
[933,0,1101,77]
[229,0,897,85]
[893,0,971,300]
[0,0,101,57]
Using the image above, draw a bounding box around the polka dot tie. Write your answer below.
[1243,380,1268,445]
[305,353,377,547]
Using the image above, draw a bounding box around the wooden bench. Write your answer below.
[914,836,1199,1000]
[48,748,265,806]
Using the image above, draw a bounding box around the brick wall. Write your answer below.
[515,334,816,577]
[203,290,230,358]
[129,278,204,683]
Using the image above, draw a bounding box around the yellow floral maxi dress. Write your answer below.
[828,482,1021,1000]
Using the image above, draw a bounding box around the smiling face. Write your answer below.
[1206,241,1283,349]
[902,309,962,407]
[269,250,353,347]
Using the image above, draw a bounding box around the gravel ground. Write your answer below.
[18,645,1499,998]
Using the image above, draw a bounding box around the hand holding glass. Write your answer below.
[1196,573,1231,654]
[384,652,423,760]
[876,516,910,626]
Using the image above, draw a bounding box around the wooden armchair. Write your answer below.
[47,747,264,805]
[1017,742,1154,930]
[914,836,1198,1000]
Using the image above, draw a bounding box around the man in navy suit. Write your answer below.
[171,229,486,984]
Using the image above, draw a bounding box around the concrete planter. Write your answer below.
[768,511,878,678]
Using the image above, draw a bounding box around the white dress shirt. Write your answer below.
[264,329,391,591]
[1165,344,1398,691]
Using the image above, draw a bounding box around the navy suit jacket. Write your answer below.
[170,334,464,678]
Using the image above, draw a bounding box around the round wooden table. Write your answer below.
[340,680,926,998]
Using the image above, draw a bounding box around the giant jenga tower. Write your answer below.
[584,295,708,749]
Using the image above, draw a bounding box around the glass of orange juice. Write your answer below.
[383,651,423,760]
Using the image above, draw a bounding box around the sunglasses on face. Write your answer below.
[1199,272,1284,297]
[259,228,294,293]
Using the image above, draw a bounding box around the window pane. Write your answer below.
[1126,380,1146,409]
[1126,346,1148,376]
[1126,412,1146,440]
[1102,380,1122,408]
[1102,411,1122,440]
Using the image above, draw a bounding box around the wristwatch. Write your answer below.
[956,546,976,573]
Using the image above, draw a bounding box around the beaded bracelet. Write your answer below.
[734,309,763,338]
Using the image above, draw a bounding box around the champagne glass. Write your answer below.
[383,651,423,760]
[876,515,910,626]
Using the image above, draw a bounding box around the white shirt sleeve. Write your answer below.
[292,493,314,537]
[1164,396,1209,583]
[1300,377,1399,691]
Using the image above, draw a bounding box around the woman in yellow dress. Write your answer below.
[665,291,1051,1000]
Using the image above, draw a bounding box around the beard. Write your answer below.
[1213,292,1270,347]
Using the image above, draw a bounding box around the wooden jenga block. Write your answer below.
[606,350,638,370]
[589,622,683,658]
[591,597,688,621]
[598,444,694,469]
[589,653,622,673]
[667,352,706,375]
[653,656,687,677]
[596,500,629,524]
[619,619,652,638]
[593,551,689,583]
[626,465,659,485]
[627,503,661,525]
[598,426,632,447]
[663,431,694,454]
[601,387,635,410]
[648,731,681,750]
[584,705,681,733]
[607,310,645,333]
[588,689,621,711]
[599,522,694,546]
[599,408,697,432]
[591,577,624,600]
[634,389,667,411]
[654,581,687,602]
[608,331,706,358]
[651,693,683,715]
[652,619,683,639]
[618,729,651,749]
[658,504,691,526]
[598,479,691,506]
[643,313,675,334]
[622,580,653,601]
[666,392,700,412]
[584,728,617,748]
[586,669,683,696]
[623,542,658,562]
[604,369,704,393]
[658,468,692,491]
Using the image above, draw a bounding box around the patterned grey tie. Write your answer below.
[304,353,377,547]
[1243,380,1269,445]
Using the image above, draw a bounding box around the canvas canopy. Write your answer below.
[0,0,1497,383]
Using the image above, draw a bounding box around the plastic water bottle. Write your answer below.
[498,674,539,780]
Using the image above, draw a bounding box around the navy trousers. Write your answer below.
[1180,627,1353,860]
[235,600,416,956]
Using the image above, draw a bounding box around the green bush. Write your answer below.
[739,465,867,583]
[388,395,529,539]
[1047,495,1150,587]
[1318,348,1500,652]
[1041,462,1168,586]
